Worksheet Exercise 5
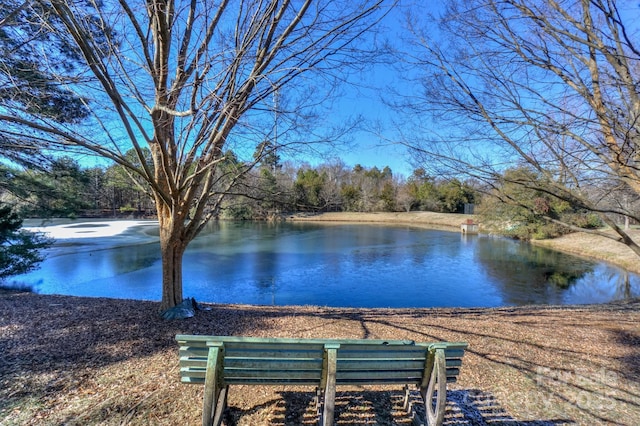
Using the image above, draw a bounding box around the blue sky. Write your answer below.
[303,2,418,178]
[331,71,413,177]
[27,1,640,181]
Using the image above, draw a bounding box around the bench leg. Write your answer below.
[320,346,338,426]
[212,386,228,426]
[203,344,225,426]
[420,348,447,426]
[315,387,323,417]
[402,384,411,412]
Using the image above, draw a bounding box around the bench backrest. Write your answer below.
[176,336,467,387]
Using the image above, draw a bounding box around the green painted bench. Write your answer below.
[175,335,468,426]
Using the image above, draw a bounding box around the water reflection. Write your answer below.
[473,237,595,305]
[12,221,640,307]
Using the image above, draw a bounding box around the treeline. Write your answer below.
[229,161,477,219]
[5,151,623,242]
[0,153,477,220]
[1,156,156,219]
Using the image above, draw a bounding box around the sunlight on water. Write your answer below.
[25,220,158,239]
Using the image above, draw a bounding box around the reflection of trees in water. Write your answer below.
[110,243,161,274]
[611,270,634,301]
[474,237,594,305]
[544,270,584,289]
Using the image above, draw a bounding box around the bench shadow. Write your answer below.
[314,304,640,423]
[611,328,640,383]
[442,389,574,425]
[222,389,574,425]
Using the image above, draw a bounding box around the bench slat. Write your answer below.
[181,368,323,381]
[224,358,324,369]
[179,369,461,385]
[442,349,466,359]
[179,357,463,372]
[183,376,322,386]
[179,375,461,386]
[177,335,418,346]
[178,349,461,358]
[222,349,324,359]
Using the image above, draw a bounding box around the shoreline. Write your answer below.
[24,212,640,275]
[19,211,640,279]
[287,211,467,229]
[289,211,640,275]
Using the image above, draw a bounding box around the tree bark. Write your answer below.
[157,206,187,311]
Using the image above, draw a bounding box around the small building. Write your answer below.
[461,219,479,234]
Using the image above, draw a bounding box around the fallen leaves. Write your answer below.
[1,292,639,425]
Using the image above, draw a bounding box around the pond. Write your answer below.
[13,220,640,308]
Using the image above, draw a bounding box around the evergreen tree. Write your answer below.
[0,0,91,167]
[0,204,51,280]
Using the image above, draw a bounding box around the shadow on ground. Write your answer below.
[223,389,574,425]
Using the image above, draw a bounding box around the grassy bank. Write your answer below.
[288,211,470,229]
[532,229,640,275]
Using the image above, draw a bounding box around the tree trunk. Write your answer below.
[158,208,188,311]
[160,236,186,311]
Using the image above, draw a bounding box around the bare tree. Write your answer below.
[0,0,393,310]
[395,0,640,255]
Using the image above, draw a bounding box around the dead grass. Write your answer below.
[288,212,471,230]
[532,229,640,275]
[1,292,639,425]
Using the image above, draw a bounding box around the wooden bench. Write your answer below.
[176,335,468,426]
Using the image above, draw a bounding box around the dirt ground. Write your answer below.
[1,212,639,425]
[0,293,638,425]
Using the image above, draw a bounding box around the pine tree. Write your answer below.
[0,204,51,280]
[0,0,91,168]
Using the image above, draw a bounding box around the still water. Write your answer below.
[13,220,640,308]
